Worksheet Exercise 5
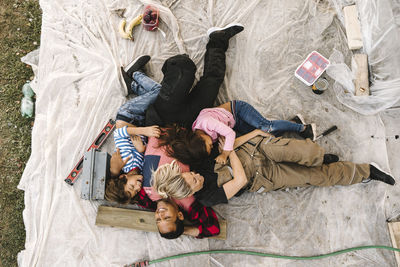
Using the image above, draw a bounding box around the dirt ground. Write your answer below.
[0,0,41,266]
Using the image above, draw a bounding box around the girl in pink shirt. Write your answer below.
[192,100,316,164]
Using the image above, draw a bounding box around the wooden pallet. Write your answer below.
[96,205,227,240]
[344,5,363,50]
[354,54,369,96]
[388,221,400,267]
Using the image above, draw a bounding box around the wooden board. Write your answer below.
[388,221,400,267]
[343,5,363,50]
[354,54,369,96]
[96,206,227,240]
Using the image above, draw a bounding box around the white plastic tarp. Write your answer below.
[18,0,400,266]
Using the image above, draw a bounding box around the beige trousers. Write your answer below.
[215,136,370,193]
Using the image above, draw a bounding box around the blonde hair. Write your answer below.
[152,160,193,199]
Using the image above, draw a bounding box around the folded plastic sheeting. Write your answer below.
[18,0,398,266]
[327,0,400,115]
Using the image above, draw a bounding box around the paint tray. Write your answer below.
[295,51,330,86]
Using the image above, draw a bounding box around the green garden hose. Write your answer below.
[125,245,400,266]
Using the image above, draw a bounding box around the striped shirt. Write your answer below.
[114,126,146,173]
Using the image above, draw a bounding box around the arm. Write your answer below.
[200,118,235,164]
[222,150,248,199]
[233,129,272,149]
[126,125,160,138]
[116,120,135,129]
[215,150,231,165]
[187,201,220,238]
[212,120,236,151]
[183,226,200,237]
[130,135,146,153]
[109,148,130,177]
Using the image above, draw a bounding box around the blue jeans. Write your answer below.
[116,72,161,126]
[231,100,303,135]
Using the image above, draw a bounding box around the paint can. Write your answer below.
[312,77,329,95]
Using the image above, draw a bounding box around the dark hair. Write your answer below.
[158,126,209,169]
[105,176,138,204]
[159,217,185,239]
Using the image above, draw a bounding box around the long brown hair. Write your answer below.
[158,126,209,169]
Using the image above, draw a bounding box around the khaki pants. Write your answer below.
[216,136,370,193]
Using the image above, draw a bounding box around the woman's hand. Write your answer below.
[233,129,274,149]
[215,150,230,165]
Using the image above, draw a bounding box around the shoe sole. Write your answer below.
[370,162,394,177]
[295,113,306,125]
[207,23,244,37]
[370,162,395,185]
[123,55,150,72]
[310,123,317,141]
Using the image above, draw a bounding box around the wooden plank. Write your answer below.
[96,206,227,240]
[354,54,369,96]
[388,221,400,267]
[343,5,363,50]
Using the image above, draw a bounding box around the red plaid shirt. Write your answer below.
[136,188,220,238]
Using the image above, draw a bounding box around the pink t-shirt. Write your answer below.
[192,107,236,151]
[143,136,194,211]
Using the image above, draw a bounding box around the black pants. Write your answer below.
[145,35,229,128]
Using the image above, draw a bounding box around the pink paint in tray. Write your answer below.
[295,51,330,86]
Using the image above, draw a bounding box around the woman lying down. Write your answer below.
[153,127,395,209]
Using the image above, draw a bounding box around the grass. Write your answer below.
[0,0,41,266]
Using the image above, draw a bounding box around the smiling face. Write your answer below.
[122,173,143,198]
[155,199,184,234]
[181,171,204,194]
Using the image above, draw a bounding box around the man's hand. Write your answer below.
[110,148,131,176]
[142,125,161,138]
[131,135,145,153]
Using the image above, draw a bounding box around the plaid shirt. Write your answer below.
[136,188,220,238]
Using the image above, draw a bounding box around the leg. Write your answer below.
[145,55,197,126]
[258,137,325,167]
[269,162,370,190]
[181,24,244,127]
[121,55,151,94]
[130,72,161,96]
[145,24,243,127]
[232,100,303,134]
[116,77,161,126]
[181,33,229,126]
